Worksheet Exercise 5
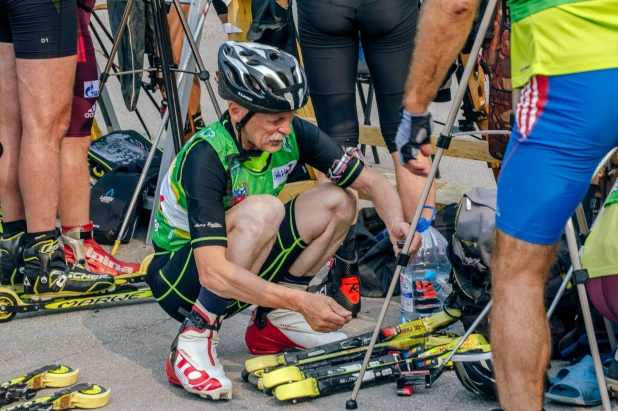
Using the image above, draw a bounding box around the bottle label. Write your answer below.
[400,274,414,313]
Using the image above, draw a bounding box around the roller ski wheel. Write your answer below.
[274,378,319,402]
[244,309,460,374]
[0,291,17,323]
[0,365,78,406]
[2,383,110,411]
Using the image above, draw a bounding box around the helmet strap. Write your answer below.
[234,111,256,158]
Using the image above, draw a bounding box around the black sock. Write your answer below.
[335,226,356,261]
[2,220,26,238]
[281,272,312,287]
[24,230,58,248]
[197,287,231,316]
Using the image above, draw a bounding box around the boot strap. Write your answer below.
[178,307,222,331]
[254,306,273,330]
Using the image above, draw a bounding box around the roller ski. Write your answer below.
[0,237,154,323]
[0,365,78,406]
[1,383,110,411]
[243,308,460,375]
[253,333,457,389]
[271,336,490,402]
[260,334,488,392]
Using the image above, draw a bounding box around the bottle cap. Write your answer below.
[416,217,431,233]
[424,270,436,282]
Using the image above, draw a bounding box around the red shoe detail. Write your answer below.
[62,222,141,276]
[341,276,360,304]
[175,349,223,391]
[245,314,307,355]
[166,355,182,386]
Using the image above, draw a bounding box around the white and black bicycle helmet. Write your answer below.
[453,349,498,400]
[217,41,309,114]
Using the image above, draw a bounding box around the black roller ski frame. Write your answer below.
[273,354,411,402]
[0,256,154,323]
[261,334,488,393]
[1,383,110,411]
[0,365,78,407]
[0,284,152,323]
[243,309,460,375]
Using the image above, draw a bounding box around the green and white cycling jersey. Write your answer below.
[152,112,364,252]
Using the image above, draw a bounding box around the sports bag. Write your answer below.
[89,166,145,245]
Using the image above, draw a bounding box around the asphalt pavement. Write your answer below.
[1,5,614,411]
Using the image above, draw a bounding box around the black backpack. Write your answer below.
[89,166,146,245]
[446,188,579,354]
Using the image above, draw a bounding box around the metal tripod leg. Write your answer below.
[564,218,612,411]
[170,0,221,117]
[345,0,502,407]
[111,0,211,255]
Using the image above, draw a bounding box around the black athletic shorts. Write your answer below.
[147,197,308,322]
[0,0,77,59]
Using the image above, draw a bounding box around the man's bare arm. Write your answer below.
[404,0,480,114]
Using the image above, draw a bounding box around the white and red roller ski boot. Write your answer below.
[61,222,140,276]
[166,301,233,400]
[245,281,348,355]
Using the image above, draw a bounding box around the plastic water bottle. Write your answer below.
[400,221,452,323]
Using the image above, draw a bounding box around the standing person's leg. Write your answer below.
[491,70,618,410]
[359,0,435,222]
[0,8,27,286]
[168,3,202,141]
[4,0,114,296]
[59,11,141,276]
[297,0,364,315]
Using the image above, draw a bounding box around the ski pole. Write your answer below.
[346,0,500,407]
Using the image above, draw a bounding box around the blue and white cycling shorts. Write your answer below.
[496,68,618,245]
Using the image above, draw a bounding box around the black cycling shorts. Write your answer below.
[147,197,308,322]
[0,0,77,59]
[298,0,419,153]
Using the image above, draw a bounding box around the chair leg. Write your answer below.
[564,218,613,411]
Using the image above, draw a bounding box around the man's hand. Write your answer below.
[298,293,352,333]
[395,109,433,177]
[390,221,423,257]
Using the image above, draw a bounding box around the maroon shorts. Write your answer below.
[67,3,98,137]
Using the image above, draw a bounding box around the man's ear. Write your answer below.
[228,101,247,123]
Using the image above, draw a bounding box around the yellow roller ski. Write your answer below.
[0,255,155,323]
[0,365,78,406]
[244,309,460,374]
[272,335,490,402]
[261,334,458,390]
[1,383,110,411]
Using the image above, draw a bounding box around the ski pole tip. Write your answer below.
[111,241,120,256]
[346,399,358,410]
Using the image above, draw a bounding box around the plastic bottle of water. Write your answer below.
[400,221,452,323]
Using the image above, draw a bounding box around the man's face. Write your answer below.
[234,105,296,153]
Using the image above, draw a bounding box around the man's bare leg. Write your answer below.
[226,195,285,273]
[0,44,25,223]
[17,55,76,232]
[288,183,356,277]
[491,229,555,411]
[391,152,435,221]
[58,137,91,227]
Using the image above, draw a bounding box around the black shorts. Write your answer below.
[0,0,77,59]
[147,197,307,322]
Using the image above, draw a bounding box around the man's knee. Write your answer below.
[233,195,285,237]
[492,229,557,288]
[322,185,356,225]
